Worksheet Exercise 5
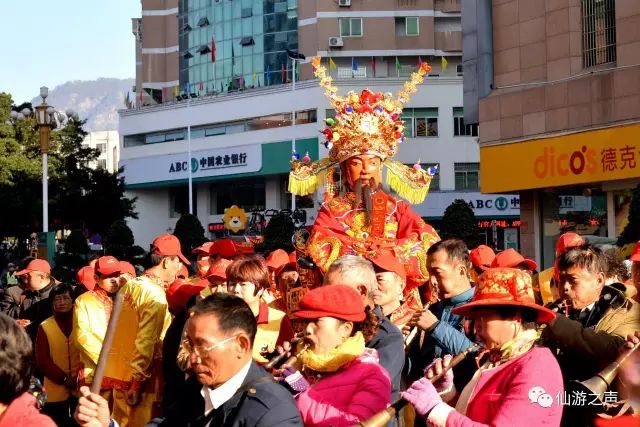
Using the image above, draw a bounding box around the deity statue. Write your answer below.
[289,57,440,291]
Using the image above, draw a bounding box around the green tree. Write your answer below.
[257,213,294,254]
[440,199,480,248]
[617,183,640,246]
[173,214,207,262]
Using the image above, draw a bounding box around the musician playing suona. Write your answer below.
[405,240,476,401]
[402,268,563,427]
[282,285,391,426]
[225,255,294,364]
[288,57,439,291]
[542,243,640,426]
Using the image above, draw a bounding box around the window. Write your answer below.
[456,64,463,76]
[295,109,317,124]
[339,18,362,37]
[96,159,107,170]
[414,108,438,137]
[455,163,480,191]
[96,143,106,154]
[581,0,616,67]
[213,178,265,214]
[395,17,419,36]
[453,108,479,137]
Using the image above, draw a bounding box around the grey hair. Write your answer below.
[325,255,378,293]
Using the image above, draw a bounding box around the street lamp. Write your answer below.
[286,49,306,211]
[8,87,72,233]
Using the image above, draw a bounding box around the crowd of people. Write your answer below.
[0,232,638,427]
[1,57,639,427]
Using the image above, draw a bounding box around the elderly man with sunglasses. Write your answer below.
[75,293,302,427]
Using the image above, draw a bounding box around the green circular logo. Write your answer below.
[495,197,508,211]
[191,158,199,173]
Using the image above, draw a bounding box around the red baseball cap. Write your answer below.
[16,259,51,276]
[492,248,538,271]
[265,249,289,271]
[192,242,214,256]
[119,261,136,277]
[555,232,585,256]
[207,258,232,281]
[630,241,640,262]
[95,256,121,277]
[369,251,406,280]
[209,239,237,259]
[151,233,190,265]
[294,285,366,322]
[276,252,298,277]
[76,266,96,290]
[470,245,496,271]
[166,279,206,314]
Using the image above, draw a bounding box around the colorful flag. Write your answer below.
[173,86,179,98]
[265,64,271,85]
[351,57,358,71]
[211,36,216,63]
[329,57,337,70]
[239,74,245,88]
[200,81,204,92]
[296,61,301,77]
[441,56,448,70]
[281,63,286,82]
[395,56,402,71]
[371,56,376,76]
[252,71,257,84]
[418,56,424,66]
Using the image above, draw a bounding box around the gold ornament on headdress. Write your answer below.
[288,56,437,204]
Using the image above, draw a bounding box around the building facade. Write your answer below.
[121,0,513,247]
[464,0,640,268]
[82,131,120,173]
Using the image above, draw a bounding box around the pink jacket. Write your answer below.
[296,348,392,427]
[0,393,56,427]
[428,347,564,427]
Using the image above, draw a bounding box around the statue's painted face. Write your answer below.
[343,154,382,189]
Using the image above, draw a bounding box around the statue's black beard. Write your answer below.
[353,178,378,221]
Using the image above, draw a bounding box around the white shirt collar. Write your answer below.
[582,301,596,313]
[201,359,252,415]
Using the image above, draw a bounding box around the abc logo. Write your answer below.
[534,146,596,178]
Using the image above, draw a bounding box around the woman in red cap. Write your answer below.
[282,285,391,426]
[401,268,564,427]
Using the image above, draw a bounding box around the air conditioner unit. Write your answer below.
[329,36,344,47]
[338,0,352,6]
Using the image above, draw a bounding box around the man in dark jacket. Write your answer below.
[0,259,55,343]
[405,238,476,424]
[542,243,640,426]
[75,293,302,427]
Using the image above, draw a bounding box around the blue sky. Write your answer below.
[0,0,140,103]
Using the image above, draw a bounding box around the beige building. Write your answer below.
[466,0,640,267]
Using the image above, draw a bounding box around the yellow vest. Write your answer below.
[253,307,286,364]
[105,276,171,387]
[41,316,79,402]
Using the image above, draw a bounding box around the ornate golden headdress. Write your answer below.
[289,56,437,204]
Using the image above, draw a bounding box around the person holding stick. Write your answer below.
[401,268,563,427]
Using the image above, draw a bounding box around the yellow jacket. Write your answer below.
[105,275,171,390]
[71,290,111,387]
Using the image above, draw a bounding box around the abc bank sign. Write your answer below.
[414,192,520,218]
[480,123,640,193]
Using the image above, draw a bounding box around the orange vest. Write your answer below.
[41,316,79,402]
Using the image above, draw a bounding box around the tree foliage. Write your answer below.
[440,199,480,248]
[104,219,144,262]
[0,91,137,254]
[617,183,640,246]
[173,214,207,262]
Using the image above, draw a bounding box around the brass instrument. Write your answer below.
[570,340,640,405]
[354,343,481,427]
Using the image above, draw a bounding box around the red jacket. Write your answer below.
[0,393,56,427]
[428,347,564,427]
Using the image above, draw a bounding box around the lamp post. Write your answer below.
[8,87,72,233]
[286,49,306,211]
